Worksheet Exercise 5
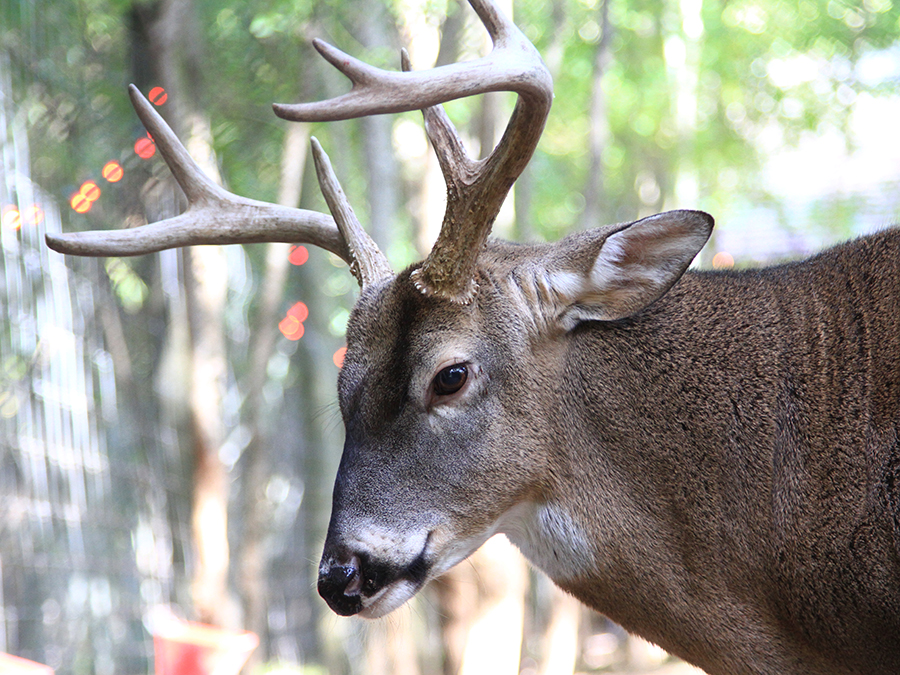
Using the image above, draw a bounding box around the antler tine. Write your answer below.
[310,137,393,288]
[411,9,552,303]
[46,85,350,261]
[275,0,553,303]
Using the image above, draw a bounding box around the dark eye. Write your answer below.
[433,364,468,397]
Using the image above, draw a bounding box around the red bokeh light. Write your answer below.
[333,347,347,368]
[278,315,305,341]
[149,86,168,106]
[102,160,124,183]
[80,180,101,202]
[135,135,156,159]
[287,301,309,323]
[288,245,309,266]
[278,301,310,341]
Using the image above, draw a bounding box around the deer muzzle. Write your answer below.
[317,536,433,618]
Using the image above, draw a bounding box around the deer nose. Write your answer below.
[318,554,364,616]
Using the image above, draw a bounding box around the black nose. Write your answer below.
[318,555,364,616]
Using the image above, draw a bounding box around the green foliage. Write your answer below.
[104,257,149,313]
[2,0,133,206]
[5,0,899,248]
[513,0,900,235]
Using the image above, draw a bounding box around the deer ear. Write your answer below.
[545,210,713,327]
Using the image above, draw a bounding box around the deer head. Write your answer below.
[46,0,712,620]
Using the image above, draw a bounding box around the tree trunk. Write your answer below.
[438,536,527,675]
[183,244,230,626]
[538,589,582,675]
[581,0,613,230]
[237,121,311,669]
[136,0,233,627]
[354,4,400,253]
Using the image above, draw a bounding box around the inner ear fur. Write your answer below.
[535,209,714,328]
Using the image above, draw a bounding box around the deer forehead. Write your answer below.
[344,271,522,364]
[338,276,483,409]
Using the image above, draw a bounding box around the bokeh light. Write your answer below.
[70,192,92,213]
[333,347,347,368]
[22,205,44,226]
[287,301,308,323]
[278,301,311,340]
[278,315,304,341]
[71,180,103,213]
[288,245,309,266]
[712,251,735,269]
[135,135,156,159]
[102,160,123,182]
[149,86,168,106]
[80,180,101,202]
[2,205,21,231]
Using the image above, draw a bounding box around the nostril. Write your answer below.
[318,555,366,616]
[322,557,361,592]
[344,554,362,595]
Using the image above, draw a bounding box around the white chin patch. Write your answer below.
[358,579,419,618]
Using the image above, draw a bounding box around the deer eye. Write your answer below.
[433,364,468,397]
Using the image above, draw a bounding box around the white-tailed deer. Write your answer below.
[47,1,900,673]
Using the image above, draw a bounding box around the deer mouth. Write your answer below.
[318,540,432,618]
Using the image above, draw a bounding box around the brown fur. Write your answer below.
[323,214,900,675]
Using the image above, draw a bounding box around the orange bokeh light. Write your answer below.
[2,205,21,231]
[71,192,92,213]
[333,347,347,368]
[135,136,156,159]
[80,180,101,202]
[712,251,735,270]
[278,315,305,341]
[149,86,168,106]
[102,160,124,182]
[289,245,309,266]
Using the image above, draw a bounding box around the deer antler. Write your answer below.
[274,0,553,303]
[47,0,552,302]
[45,86,392,289]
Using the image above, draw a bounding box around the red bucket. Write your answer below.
[152,615,258,675]
[0,653,54,674]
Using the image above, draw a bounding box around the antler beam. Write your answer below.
[273,0,551,124]
[275,0,553,303]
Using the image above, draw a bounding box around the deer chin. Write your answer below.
[357,578,421,618]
